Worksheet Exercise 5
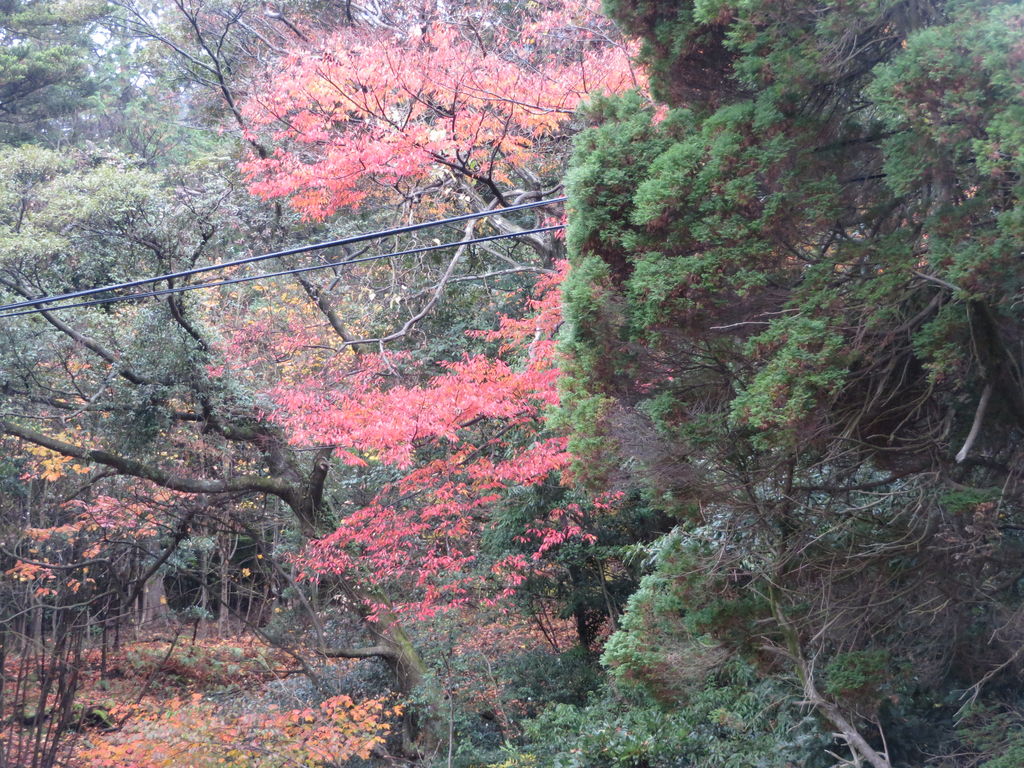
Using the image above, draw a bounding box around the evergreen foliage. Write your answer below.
[564,0,1024,764]
[0,0,107,144]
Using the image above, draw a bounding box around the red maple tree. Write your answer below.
[239,0,643,218]
[218,264,590,619]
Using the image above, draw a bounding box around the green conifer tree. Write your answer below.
[564,2,1024,765]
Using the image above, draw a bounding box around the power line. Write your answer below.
[0,196,566,315]
[0,225,564,320]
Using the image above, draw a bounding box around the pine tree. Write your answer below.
[0,0,107,144]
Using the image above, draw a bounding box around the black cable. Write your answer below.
[0,225,564,320]
[0,196,566,314]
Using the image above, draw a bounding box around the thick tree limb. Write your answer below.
[768,593,892,768]
[297,275,361,349]
[4,285,156,386]
[799,660,892,768]
[0,418,297,502]
[319,644,397,660]
[955,381,993,463]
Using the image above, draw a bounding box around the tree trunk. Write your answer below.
[374,611,440,756]
[139,576,168,627]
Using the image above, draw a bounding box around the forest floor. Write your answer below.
[3,627,400,767]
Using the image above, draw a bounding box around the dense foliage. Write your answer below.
[0,0,1021,767]
[561,0,1024,766]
